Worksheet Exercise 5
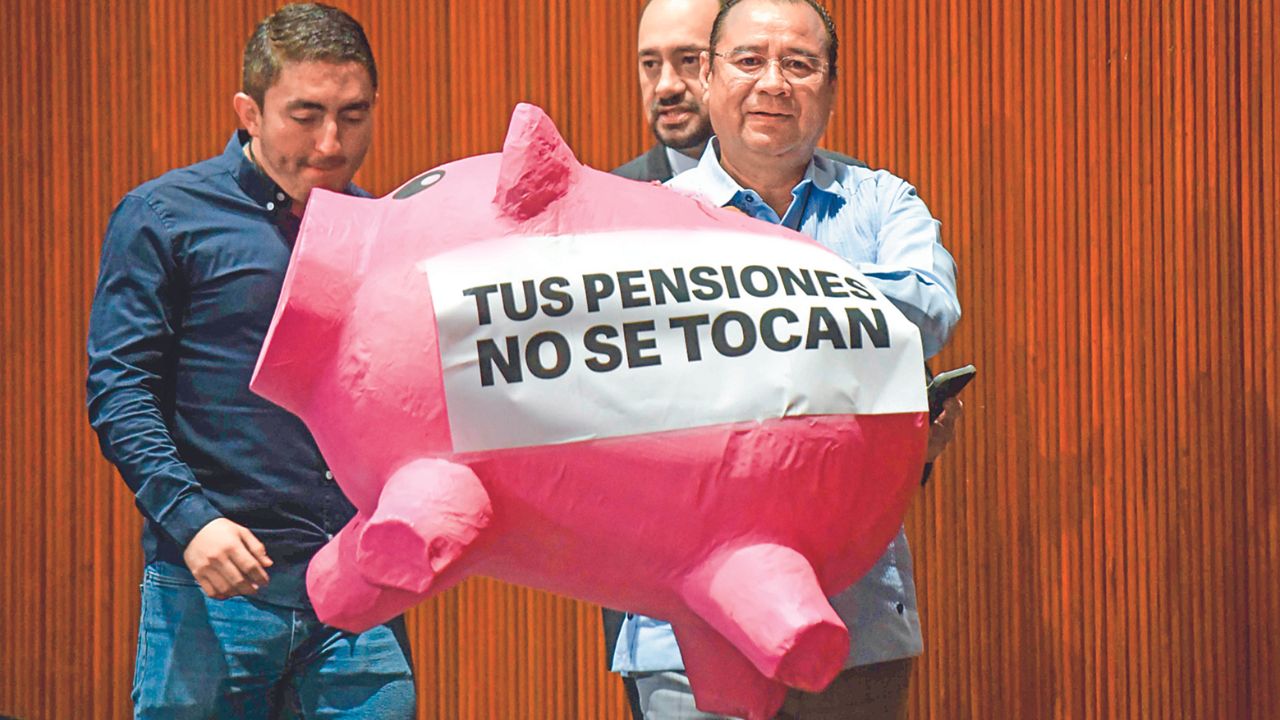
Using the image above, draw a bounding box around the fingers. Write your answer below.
[182,518,272,600]
[229,527,271,584]
[209,552,258,598]
[193,568,232,599]
[932,397,964,431]
[925,397,965,464]
[192,545,257,600]
[242,528,274,569]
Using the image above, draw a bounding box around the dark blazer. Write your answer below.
[614,143,677,182]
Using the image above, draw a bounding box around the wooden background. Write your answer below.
[2,0,1276,717]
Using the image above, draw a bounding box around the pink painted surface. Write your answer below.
[251,104,927,720]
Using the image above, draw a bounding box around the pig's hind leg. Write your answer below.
[680,542,849,693]
[672,615,787,720]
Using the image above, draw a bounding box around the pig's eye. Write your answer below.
[393,170,445,199]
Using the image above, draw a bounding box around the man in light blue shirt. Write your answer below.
[612,0,961,717]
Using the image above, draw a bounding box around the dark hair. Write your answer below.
[709,0,838,80]
[242,3,377,107]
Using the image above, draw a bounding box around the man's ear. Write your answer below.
[233,92,262,136]
[699,51,713,103]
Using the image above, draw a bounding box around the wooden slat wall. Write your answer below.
[2,0,1276,717]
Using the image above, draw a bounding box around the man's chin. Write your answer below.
[653,126,712,152]
[303,177,354,196]
[736,132,810,160]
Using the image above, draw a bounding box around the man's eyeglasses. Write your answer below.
[712,50,828,82]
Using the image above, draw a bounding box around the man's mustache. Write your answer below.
[650,98,700,115]
[307,157,349,171]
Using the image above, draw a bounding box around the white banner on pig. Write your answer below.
[424,229,926,453]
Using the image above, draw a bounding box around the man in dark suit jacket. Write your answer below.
[614,0,720,184]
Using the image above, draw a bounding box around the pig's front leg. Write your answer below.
[308,513,418,631]
[354,458,492,593]
[305,458,491,632]
[680,542,849,692]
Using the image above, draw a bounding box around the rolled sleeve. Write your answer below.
[856,179,961,358]
[86,195,220,548]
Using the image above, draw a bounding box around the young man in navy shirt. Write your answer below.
[87,4,415,717]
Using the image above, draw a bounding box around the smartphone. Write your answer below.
[927,365,976,421]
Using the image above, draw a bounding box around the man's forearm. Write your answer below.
[861,269,961,359]
[88,387,222,548]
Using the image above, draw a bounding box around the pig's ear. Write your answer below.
[493,103,580,221]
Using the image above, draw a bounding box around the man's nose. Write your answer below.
[654,60,687,98]
[755,59,790,94]
[316,118,342,155]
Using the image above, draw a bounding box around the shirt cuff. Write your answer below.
[160,492,224,550]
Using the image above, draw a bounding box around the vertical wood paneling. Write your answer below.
[2,1,1276,718]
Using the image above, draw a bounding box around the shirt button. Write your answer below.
[276,192,286,201]
[324,470,334,480]
[266,201,275,211]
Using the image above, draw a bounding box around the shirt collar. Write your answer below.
[807,151,842,197]
[686,138,841,202]
[225,130,294,218]
[680,138,839,228]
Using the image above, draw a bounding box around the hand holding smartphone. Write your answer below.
[927,365,976,421]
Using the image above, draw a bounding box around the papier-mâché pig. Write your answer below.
[251,103,928,720]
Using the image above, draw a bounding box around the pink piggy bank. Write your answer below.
[251,104,928,719]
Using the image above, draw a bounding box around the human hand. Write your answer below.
[925,396,964,463]
[182,518,273,599]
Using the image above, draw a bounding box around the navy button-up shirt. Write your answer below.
[86,131,364,608]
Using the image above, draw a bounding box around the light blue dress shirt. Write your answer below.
[612,139,961,674]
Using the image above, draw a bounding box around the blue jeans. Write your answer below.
[132,562,416,719]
